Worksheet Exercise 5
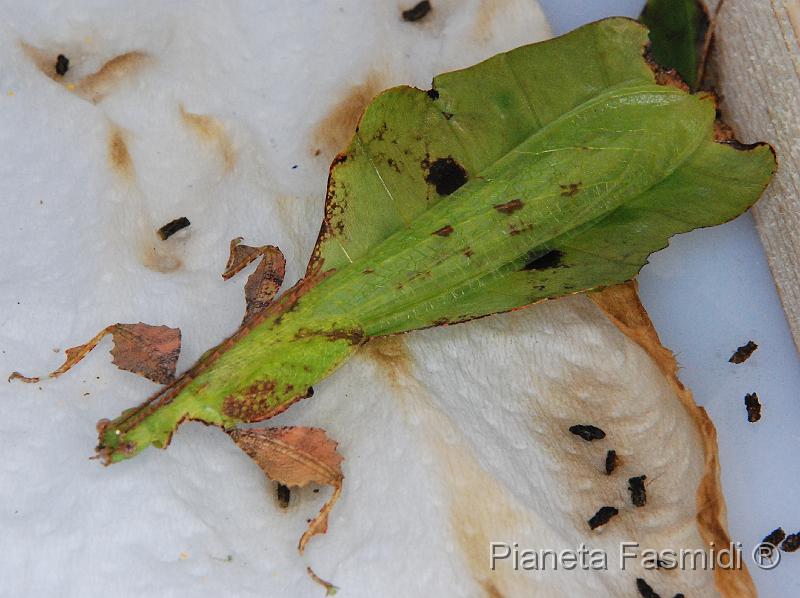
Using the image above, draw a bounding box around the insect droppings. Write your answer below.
[760,528,785,558]
[782,533,800,553]
[569,424,606,442]
[729,340,758,364]
[157,217,191,240]
[635,578,660,598]
[744,392,762,422]
[628,475,647,507]
[276,483,291,508]
[605,449,617,475]
[55,54,69,76]
[588,506,618,530]
[402,0,432,22]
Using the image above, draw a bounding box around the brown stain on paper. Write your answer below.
[364,336,522,597]
[141,245,182,274]
[20,42,62,80]
[180,104,236,172]
[105,127,184,274]
[21,42,149,102]
[473,0,510,42]
[363,336,413,390]
[76,51,149,103]
[108,126,135,180]
[310,72,385,159]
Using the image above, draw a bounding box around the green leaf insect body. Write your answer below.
[97,18,775,463]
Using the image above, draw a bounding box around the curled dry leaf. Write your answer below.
[222,237,286,323]
[9,323,180,385]
[228,426,344,552]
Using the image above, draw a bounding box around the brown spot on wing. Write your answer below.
[310,72,384,159]
[76,51,149,103]
[179,104,236,172]
[559,182,582,197]
[433,224,454,237]
[222,380,277,420]
[108,126,134,180]
[493,199,524,214]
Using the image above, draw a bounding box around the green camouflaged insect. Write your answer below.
[97,18,775,463]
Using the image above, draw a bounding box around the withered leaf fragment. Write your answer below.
[228,426,343,553]
[588,506,618,530]
[569,424,606,442]
[729,340,758,364]
[628,475,648,507]
[744,392,761,423]
[9,323,180,385]
[222,238,286,323]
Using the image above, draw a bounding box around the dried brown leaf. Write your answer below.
[9,323,180,385]
[222,237,286,322]
[243,248,286,321]
[222,237,262,279]
[229,426,343,553]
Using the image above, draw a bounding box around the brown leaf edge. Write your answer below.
[590,281,756,598]
[228,427,344,593]
[222,237,287,323]
[9,323,180,385]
